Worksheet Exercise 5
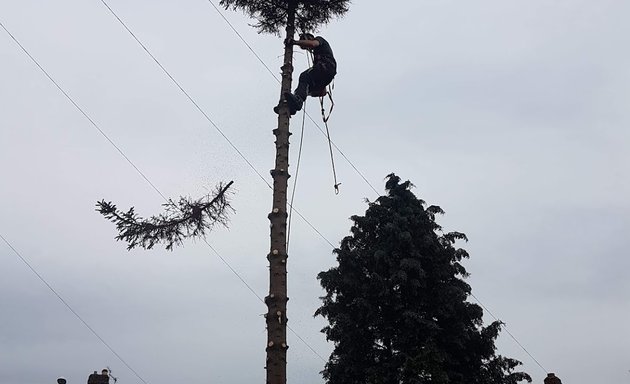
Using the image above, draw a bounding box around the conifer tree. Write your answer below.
[316,174,531,384]
[218,2,350,384]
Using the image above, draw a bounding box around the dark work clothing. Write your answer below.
[294,36,336,101]
[312,37,336,70]
[295,63,335,100]
[87,374,109,384]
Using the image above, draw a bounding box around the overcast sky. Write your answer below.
[1,1,629,384]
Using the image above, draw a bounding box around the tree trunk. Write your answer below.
[265,3,296,384]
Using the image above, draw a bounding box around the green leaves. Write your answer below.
[316,174,530,384]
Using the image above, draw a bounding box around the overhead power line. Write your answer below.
[0,20,165,202]
[0,232,150,384]
[98,0,271,190]
[470,293,547,374]
[204,237,326,362]
[205,0,280,82]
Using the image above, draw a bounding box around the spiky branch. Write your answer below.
[220,0,350,34]
[97,181,234,250]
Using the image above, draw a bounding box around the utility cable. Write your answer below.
[205,0,280,82]
[205,239,326,363]
[0,232,150,384]
[470,293,547,374]
[0,19,166,202]
[203,239,265,303]
[98,0,271,190]
[288,323,327,363]
[204,237,326,363]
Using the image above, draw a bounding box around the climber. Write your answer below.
[274,33,337,115]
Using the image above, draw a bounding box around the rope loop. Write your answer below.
[320,84,340,194]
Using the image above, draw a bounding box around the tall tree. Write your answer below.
[316,174,531,384]
[218,2,349,384]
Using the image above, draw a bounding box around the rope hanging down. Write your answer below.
[305,48,340,194]
[319,84,340,194]
[287,99,308,252]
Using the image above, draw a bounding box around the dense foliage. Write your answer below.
[316,175,531,384]
[219,0,350,34]
[97,181,233,250]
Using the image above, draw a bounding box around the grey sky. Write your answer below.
[1,1,629,384]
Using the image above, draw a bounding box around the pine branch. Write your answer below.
[97,181,234,251]
[219,0,350,34]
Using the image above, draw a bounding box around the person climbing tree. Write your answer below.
[220,2,350,383]
[274,33,337,115]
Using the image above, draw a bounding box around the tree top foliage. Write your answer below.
[316,174,531,384]
[219,0,351,34]
[97,181,234,251]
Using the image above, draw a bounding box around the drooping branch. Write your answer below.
[97,181,234,251]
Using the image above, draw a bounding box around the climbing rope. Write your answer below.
[286,98,308,252]
[319,82,340,194]
[319,80,334,123]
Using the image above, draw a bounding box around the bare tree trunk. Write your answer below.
[265,3,296,384]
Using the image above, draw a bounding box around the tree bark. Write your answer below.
[265,3,296,384]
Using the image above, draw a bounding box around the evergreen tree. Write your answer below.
[316,174,531,384]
